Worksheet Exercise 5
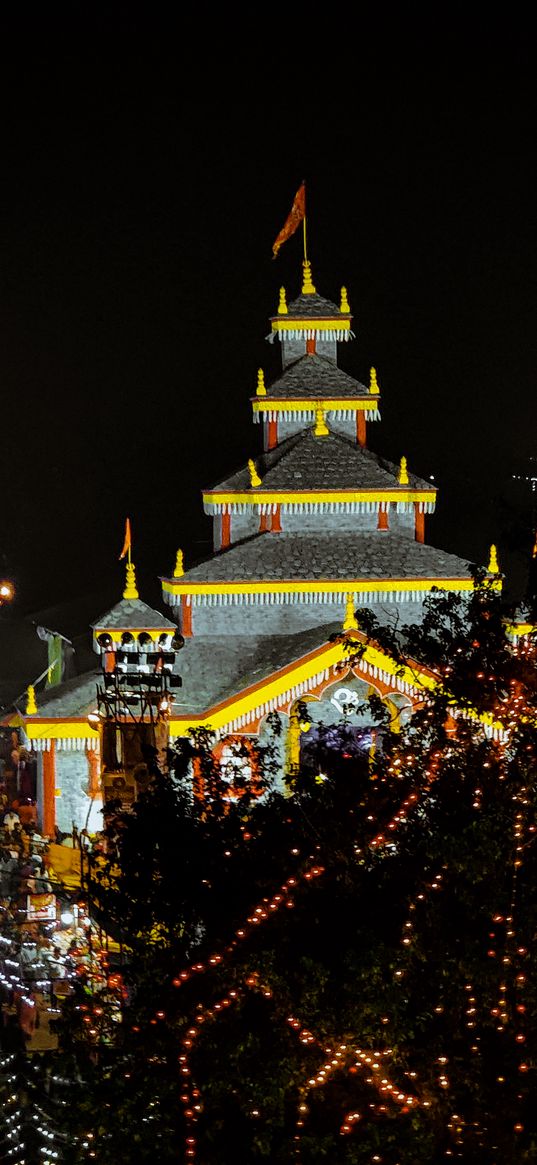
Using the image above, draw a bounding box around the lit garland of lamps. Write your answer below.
[70,598,537,1162]
[162,778,442,1163]
[172,638,536,1163]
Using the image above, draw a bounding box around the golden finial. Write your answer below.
[248,458,262,487]
[278,287,288,315]
[174,549,184,578]
[26,685,37,715]
[487,544,500,574]
[123,560,139,600]
[343,594,358,631]
[301,259,316,295]
[256,368,266,396]
[369,367,380,394]
[314,408,329,437]
[398,456,409,485]
[340,286,350,313]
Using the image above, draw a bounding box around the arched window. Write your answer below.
[193,736,261,805]
[218,740,252,799]
[297,678,382,778]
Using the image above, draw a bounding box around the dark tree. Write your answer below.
[51,578,537,1164]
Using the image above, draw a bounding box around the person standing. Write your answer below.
[2,807,20,833]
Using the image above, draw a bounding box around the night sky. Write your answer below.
[1,19,536,632]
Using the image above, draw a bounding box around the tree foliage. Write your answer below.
[51,579,537,1164]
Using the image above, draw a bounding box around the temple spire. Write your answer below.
[487,544,500,574]
[343,594,358,631]
[119,517,138,598]
[248,458,262,487]
[26,685,38,715]
[123,561,139,600]
[301,259,316,295]
[398,456,409,485]
[314,409,329,437]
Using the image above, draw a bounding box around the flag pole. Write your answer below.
[302,179,308,262]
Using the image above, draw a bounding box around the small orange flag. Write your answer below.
[119,517,132,560]
[272,182,306,258]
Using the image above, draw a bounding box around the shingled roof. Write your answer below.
[14,624,341,721]
[207,429,434,494]
[265,353,368,399]
[26,669,102,718]
[172,531,474,584]
[176,624,342,710]
[285,291,345,318]
[92,598,177,632]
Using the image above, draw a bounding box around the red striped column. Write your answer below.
[42,742,56,839]
[414,504,425,543]
[181,596,193,637]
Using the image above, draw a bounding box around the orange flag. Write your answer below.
[119,517,132,560]
[272,182,306,258]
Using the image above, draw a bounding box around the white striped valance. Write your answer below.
[166,590,432,609]
[217,666,335,734]
[204,500,435,516]
[31,738,100,753]
[253,408,381,423]
[268,329,355,343]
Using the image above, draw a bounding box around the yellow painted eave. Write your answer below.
[18,721,100,742]
[251,398,380,413]
[161,576,477,598]
[271,318,351,332]
[9,629,504,742]
[166,636,435,735]
[202,489,437,507]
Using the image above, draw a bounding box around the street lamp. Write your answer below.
[0,579,14,605]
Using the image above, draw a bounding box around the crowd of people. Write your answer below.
[0,736,120,1054]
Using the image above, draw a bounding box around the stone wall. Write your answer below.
[54,751,102,834]
[186,596,427,637]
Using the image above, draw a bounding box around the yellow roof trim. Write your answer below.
[23,722,99,742]
[162,577,477,598]
[506,621,536,637]
[92,627,171,643]
[10,631,503,741]
[251,398,379,413]
[203,490,437,506]
[271,319,351,332]
[14,637,416,739]
[166,638,435,735]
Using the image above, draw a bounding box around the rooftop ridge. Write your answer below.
[205,428,435,496]
[261,351,369,399]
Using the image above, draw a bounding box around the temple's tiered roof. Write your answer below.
[286,291,342,317]
[25,670,101,718]
[205,429,435,496]
[164,532,472,585]
[261,353,368,399]
[92,597,177,633]
[268,274,354,344]
[6,246,496,765]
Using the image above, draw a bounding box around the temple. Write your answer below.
[4,253,499,833]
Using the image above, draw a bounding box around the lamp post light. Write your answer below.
[0,579,14,606]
